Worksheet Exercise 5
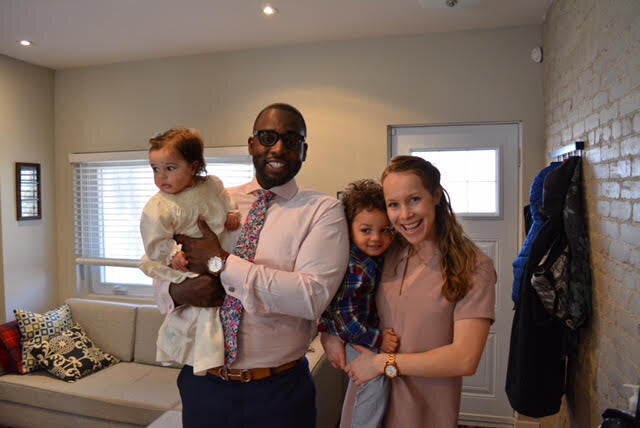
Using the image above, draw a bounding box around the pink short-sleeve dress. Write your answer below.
[340,243,496,428]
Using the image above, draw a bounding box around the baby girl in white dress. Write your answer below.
[139,127,240,375]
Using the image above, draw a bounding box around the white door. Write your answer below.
[390,123,519,427]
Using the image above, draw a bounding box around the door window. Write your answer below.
[411,148,499,216]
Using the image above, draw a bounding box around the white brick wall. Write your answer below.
[543,1,640,427]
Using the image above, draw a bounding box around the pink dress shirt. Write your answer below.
[154,178,349,369]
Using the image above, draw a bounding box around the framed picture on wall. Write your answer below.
[15,162,41,220]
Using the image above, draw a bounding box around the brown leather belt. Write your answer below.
[207,358,302,383]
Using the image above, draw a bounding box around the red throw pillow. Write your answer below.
[0,320,23,373]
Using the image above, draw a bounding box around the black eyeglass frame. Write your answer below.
[252,130,306,151]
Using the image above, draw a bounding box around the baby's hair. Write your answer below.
[341,178,387,227]
[148,128,207,179]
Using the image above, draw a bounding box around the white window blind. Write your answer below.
[70,148,253,297]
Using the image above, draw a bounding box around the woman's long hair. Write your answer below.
[382,155,480,302]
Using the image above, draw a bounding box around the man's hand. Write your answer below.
[169,274,225,308]
[174,216,225,274]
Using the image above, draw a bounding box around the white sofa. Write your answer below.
[0,298,346,428]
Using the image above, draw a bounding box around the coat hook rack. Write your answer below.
[549,141,585,161]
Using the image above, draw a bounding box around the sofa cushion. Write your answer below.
[0,362,181,425]
[0,320,23,373]
[134,304,165,365]
[30,324,120,382]
[66,298,137,362]
[14,304,73,373]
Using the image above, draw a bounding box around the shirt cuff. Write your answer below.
[220,254,249,300]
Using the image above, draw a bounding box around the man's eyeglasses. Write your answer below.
[253,130,306,151]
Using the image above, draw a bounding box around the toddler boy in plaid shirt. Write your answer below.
[319,178,399,428]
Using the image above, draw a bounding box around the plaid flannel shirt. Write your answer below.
[319,243,384,349]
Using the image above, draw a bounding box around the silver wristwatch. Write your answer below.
[207,251,229,276]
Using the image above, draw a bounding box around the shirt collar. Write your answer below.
[244,178,298,201]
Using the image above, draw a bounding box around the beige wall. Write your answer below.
[0,55,56,322]
[54,25,546,302]
[542,0,640,427]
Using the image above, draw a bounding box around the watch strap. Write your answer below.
[384,353,398,379]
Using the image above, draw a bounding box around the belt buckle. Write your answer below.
[218,367,252,383]
[238,369,252,383]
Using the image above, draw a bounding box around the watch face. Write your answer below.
[384,364,398,378]
[208,256,223,273]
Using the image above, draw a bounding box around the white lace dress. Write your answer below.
[139,176,235,375]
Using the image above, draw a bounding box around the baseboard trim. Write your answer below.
[515,420,541,427]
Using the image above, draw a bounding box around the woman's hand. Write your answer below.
[320,332,347,370]
[174,216,224,274]
[345,345,386,386]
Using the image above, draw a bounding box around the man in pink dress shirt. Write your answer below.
[153,103,350,428]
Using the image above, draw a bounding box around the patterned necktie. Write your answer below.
[220,189,275,365]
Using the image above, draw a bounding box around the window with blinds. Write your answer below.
[70,147,253,297]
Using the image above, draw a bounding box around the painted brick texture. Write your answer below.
[542,1,640,427]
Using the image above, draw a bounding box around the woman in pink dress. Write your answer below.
[322,155,496,427]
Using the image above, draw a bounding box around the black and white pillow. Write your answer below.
[30,324,119,382]
[14,304,73,373]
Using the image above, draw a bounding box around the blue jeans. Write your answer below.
[345,344,389,428]
[177,358,316,428]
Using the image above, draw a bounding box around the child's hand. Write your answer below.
[380,328,400,353]
[225,212,241,231]
[171,251,190,272]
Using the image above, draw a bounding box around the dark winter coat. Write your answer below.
[506,156,592,418]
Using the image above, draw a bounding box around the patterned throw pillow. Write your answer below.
[30,324,119,382]
[0,320,23,373]
[14,304,73,373]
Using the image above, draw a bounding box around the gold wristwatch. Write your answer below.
[384,353,399,379]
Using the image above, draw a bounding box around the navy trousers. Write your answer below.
[177,358,316,428]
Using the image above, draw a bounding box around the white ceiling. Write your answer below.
[0,0,552,70]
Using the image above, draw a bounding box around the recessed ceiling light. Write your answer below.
[19,40,33,47]
[417,0,480,8]
[262,5,277,16]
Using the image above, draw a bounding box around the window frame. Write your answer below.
[69,146,252,298]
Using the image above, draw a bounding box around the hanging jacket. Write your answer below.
[511,162,562,304]
[562,160,592,330]
[530,159,592,330]
[506,156,592,418]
